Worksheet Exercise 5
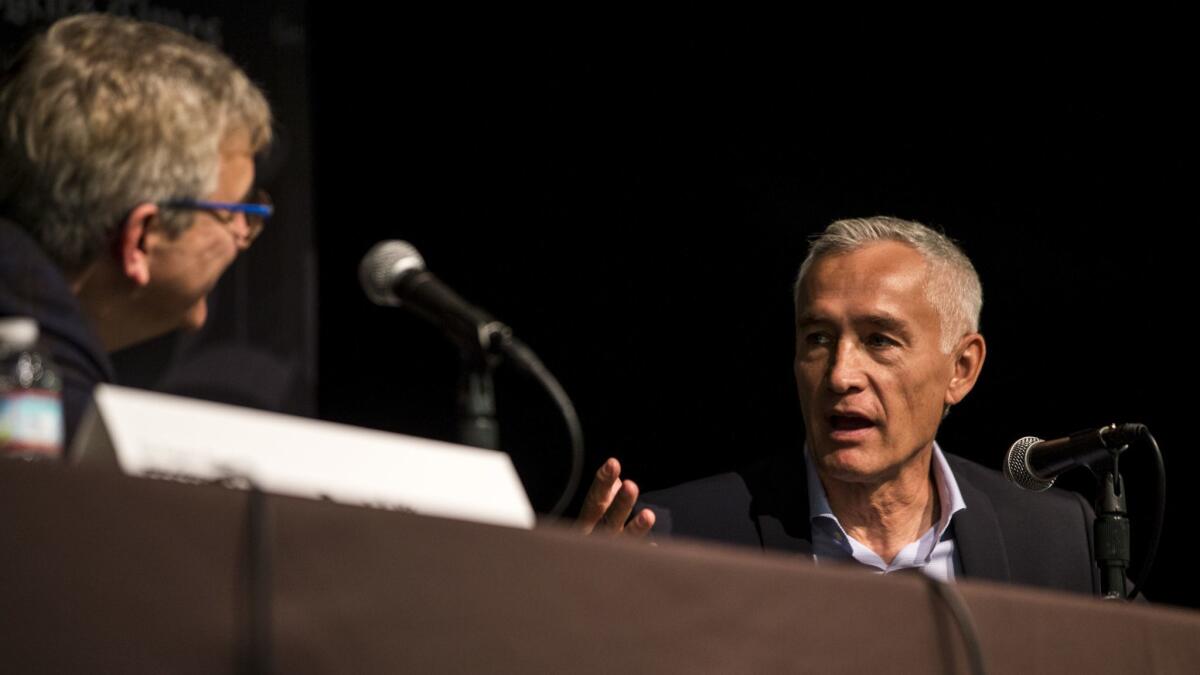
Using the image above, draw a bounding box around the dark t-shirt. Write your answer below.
[0,219,114,452]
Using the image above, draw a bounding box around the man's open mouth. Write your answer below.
[829,414,874,431]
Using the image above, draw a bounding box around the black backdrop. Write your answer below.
[312,28,1194,606]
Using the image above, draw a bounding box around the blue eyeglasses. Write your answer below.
[161,188,273,245]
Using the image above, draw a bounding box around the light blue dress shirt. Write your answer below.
[806,442,967,582]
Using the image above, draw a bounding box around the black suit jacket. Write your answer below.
[640,451,1099,596]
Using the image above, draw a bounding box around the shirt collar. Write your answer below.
[805,441,967,541]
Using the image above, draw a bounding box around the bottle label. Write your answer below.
[0,389,63,458]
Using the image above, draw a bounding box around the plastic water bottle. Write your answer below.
[0,317,63,459]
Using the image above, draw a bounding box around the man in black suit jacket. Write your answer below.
[577,216,1098,595]
[635,448,1097,595]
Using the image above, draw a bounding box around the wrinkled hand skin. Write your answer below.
[576,458,656,536]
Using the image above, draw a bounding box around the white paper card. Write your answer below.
[71,384,535,529]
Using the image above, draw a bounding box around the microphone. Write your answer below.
[1003,423,1146,491]
[358,240,587,517]
[359,240,510,354]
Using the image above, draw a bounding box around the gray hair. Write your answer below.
[793,216,983,353]
[0,13,272,275]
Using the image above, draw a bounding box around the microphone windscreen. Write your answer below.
[1004,435,1054,491]
[359,240,426,306]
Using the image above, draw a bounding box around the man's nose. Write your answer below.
[827,340,867,393]
[228,213,252,251]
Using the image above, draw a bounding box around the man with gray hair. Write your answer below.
[578,216,1098,595]
[0,13,273,451]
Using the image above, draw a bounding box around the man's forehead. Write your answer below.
[796,242,938,322]
[803,242,926,292]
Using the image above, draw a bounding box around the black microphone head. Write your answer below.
[1004,435,1055,491]
[360,240,426,307]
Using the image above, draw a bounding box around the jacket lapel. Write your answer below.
[949,457,1012,583]
[746,450,1014,582]
[747,452,814,556]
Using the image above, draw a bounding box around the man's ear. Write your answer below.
[115,203,159,287]
[945,332,986,407]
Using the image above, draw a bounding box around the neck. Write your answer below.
[818,446,941,565]
[71,261,153,352]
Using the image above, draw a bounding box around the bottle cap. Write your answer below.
[0,317,39,348]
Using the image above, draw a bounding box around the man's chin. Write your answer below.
[811,444,888,484]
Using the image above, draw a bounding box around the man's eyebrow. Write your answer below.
[795,311,827,327]
[860,313,912,338]
[795,312,913,336]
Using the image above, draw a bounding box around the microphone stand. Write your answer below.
[1093,445,1131,600]
[450,320,588,518]
[454,322,510,451]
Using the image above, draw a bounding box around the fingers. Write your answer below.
[576,458,657,538]
[599,479,640,534]
[577,458,623,534]
[623,507,656,538]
